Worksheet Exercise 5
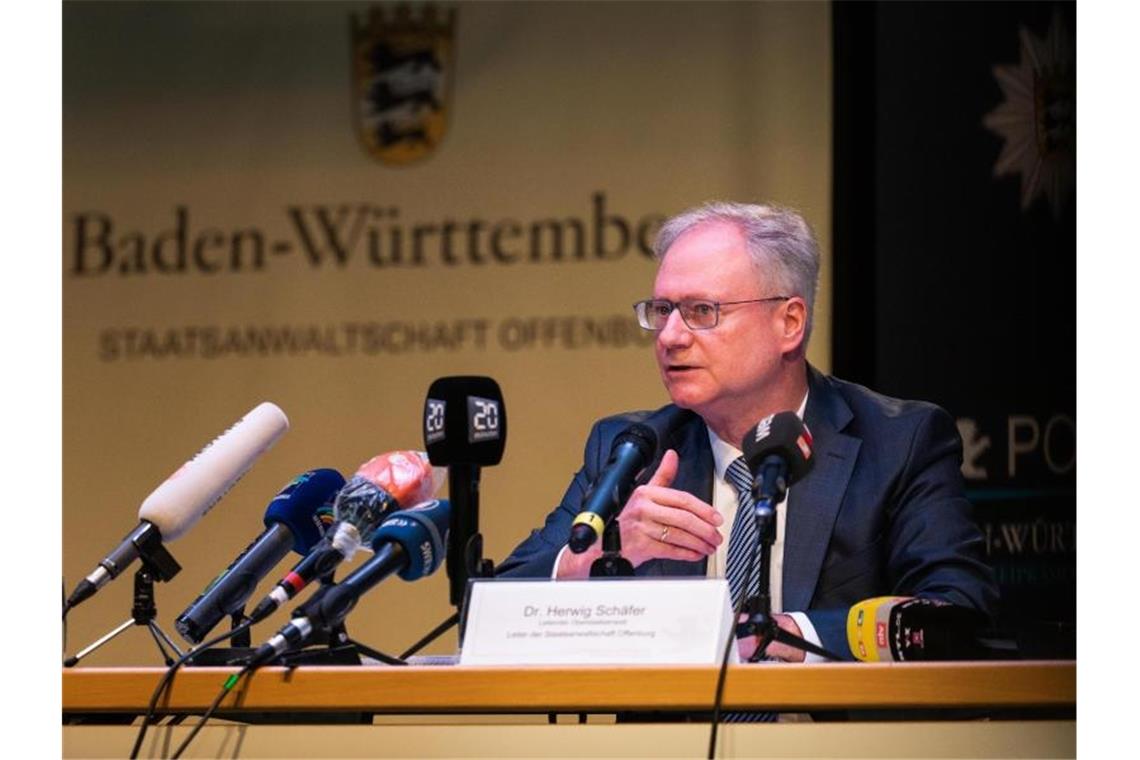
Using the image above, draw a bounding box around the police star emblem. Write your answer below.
[350,4,456,166]
[982,8,1074,220]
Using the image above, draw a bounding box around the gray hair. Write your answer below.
[653,201,821,343]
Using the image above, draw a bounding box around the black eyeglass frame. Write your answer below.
[632,296,791,331]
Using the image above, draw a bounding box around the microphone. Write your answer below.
[173,469,345,645]
[334,451,446,548]
[423,376,507,466]
[569,404,694,553]
[847,596,986,662]
[424,376,506,606]
[249,498,450,666]
[740,411,814,508]
[246,451,443,624]
[65,402,289,612]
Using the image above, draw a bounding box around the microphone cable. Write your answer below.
[62,579,69,660]
[169,663,255,760]
[169,517,453,760]
[706,545,757,759]
[128,618,254,759]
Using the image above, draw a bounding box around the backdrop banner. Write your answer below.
[63,1,832,664]
[832,2,1075,651]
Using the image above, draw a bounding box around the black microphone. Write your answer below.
[249,499,450,666]
[424,376,507,467]
[740,411,814,508]
[424,376,506,607]
[173,469,344,645]
[569,404,694,553]
[847,596,986,661]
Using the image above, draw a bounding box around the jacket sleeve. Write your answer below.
[805,406,999,660]
[495,420,608,578]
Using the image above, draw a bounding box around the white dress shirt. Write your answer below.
[703,392,825,661]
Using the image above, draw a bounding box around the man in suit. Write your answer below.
[497,201,997,661]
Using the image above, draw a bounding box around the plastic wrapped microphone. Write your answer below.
[246,451,444,624]
[248,498,451,666]
[334,452,445,547]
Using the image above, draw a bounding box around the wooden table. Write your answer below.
[64,661,1074,715]
[63,662,1077,759]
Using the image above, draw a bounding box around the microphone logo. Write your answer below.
[753,414,774,443]
[425,399,446,444]
[796,431,813,460]
[310,505,336,534]
[467,397,502,442]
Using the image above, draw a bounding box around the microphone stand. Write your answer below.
[405,518,635,657]
[336,629,407,667]
[448,463,497,608]
[229,610,252,647]
[735,495,841,662]
[590,518,634,577]
[277,577,406,667]
[63,535,184,667]
[181,610,256,667]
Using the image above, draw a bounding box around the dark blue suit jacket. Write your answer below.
[497,366,998,659]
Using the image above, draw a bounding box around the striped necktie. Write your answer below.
[721,457,779,722]
[725,457,762,608]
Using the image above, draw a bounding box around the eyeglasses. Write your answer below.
[633,296,791,331]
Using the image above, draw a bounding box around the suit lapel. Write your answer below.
[669,412,713,504]
[782,368,861,612]
[638,412,712,578]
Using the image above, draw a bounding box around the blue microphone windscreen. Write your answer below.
[264,469,346,555]
[370,499,451,580]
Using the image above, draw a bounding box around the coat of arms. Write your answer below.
[351,4,456,165]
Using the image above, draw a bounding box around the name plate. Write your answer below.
[458,578,739,666]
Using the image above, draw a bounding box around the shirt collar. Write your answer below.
[707,390,810,480]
